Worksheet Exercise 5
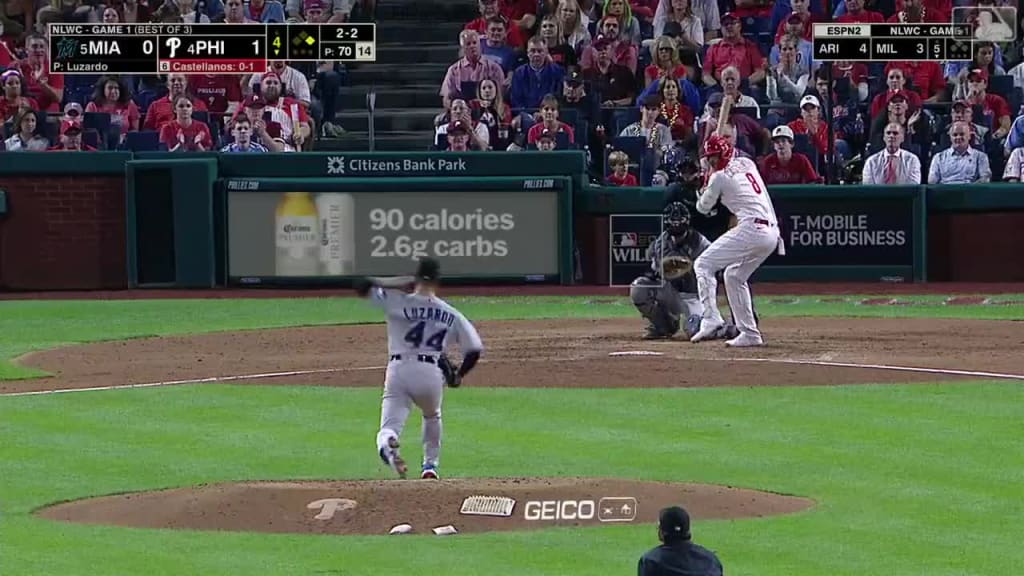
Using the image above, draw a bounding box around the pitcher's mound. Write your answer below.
[37,477,814,535]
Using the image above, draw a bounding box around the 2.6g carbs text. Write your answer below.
[368,207,514,259]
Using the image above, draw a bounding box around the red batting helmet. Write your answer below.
[703,134,733,172]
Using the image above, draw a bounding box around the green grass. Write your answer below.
[2,295,1022,380]
[1,382,1022,576]
[1,294,1022,575]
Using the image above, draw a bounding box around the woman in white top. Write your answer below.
[652,0,703,47]
[557,0,592,52]
[654,0,718,41]
[3,108,49,151]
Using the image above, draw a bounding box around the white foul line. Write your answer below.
[1,366,386,397]
[731,357,1024,381]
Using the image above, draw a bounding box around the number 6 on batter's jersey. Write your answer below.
[404,321,447,351]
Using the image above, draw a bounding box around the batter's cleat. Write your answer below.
[421,465,439,480]
[725,333,764,347]
[690,322,725,343]
[379,437,408,479]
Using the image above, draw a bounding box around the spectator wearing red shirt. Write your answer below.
[645,35,690,86]
[961,68,1011,140]
[788,94,829,155]
[143,73,209,131]
[17,33,64,113]
[702,12,766,87]
[831,60,868,88]
[190,73,244,120]
[870,67,923,116]
[759,125,821,184]
[466,0,526,48]
[0,38,15,68]
[0,70,39,122]
[657,77,693,141]
[885,61,944,101]
[773,0,814,43]
[253,72,313,149]
[497,0,539,38]
[159,96,214,152]
[85,76,141,136]
[579,17,639,74]
[527,94,575,145]
[891,0,949,22]
[836,0,884,23]
[607,150,639,185]
[48,120,97,152]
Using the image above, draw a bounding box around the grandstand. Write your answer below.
[1,0,1023,184]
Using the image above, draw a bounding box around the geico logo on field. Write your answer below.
[523,500,596,521]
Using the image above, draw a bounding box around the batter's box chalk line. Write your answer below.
[609,351,665,356]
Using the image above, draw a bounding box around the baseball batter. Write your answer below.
[690,134,783,347]
[629,202,738,340]
[354,258,483,480]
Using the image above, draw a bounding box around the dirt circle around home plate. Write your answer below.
[36,478,815,535]
[13,315,1024,535]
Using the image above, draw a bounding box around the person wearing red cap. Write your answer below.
[143,74,209,131]
[158,95,213,152]
[773,0,813,44]
[868,90,931,152]
[48,120,97,152]
[16,33,64,113]
[702,12,766,88]
[956,67,1011,141]
[869,67,922,117]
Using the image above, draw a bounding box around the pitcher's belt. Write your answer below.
[390,354,436,364]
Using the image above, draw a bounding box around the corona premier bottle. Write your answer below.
[315,193,355,275]
[275,192,320,276]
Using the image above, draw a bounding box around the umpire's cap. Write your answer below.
[415,257,441,282]
[659,506,691,541]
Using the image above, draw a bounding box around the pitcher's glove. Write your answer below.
[438,353,462,388]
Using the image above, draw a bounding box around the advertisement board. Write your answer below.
[608,215,662,287]
[765,197,914,267]
[226,185,562,281]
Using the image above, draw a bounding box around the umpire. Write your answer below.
[637,506,724,576]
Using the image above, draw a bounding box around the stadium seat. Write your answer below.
[611,136,645,166]
[459,81,479,101]
[124,130,160,152]
[83,112,118,150]
[82,128,101,150]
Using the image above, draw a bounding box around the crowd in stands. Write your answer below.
[0,0,370,152]
[435,0,1024,185]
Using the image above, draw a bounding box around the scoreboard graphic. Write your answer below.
[812,23,976,62]
[48,23,376,75]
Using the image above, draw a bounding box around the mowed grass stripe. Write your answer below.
[1,382,1022,575]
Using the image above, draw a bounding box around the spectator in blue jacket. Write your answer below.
[510,37,565,110]
[1005,114,1024,153]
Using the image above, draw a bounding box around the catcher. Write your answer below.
[630,202,739,340]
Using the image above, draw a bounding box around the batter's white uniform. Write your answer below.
[694,156,783,342]
[369,286,483,469]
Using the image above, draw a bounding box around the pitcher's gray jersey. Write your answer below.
[369,287,483,356]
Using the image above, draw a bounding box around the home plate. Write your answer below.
[609,351,665,356]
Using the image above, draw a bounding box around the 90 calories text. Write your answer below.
[369,207,514,259]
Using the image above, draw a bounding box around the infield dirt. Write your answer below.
[15,316,1024,536]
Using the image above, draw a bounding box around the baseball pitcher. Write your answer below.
[354,257,483,480]
[629,202,738,340]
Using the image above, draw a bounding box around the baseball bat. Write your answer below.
[715,93,733,137]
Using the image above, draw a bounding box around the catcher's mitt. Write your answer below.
[438,353,462,388]
[660,255,693,280]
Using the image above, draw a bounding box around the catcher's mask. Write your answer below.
[703,134,733,172]
[663,202,691,236]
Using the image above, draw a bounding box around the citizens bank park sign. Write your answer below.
[326,156,468,175]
